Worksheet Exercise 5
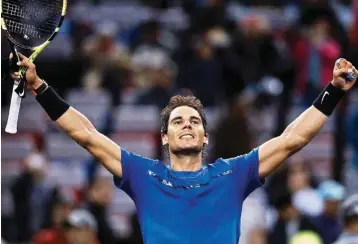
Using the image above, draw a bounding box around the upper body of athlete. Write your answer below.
[11,54,358,244]
[333,194,358,244]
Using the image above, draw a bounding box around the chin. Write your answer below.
[171,145,203,156]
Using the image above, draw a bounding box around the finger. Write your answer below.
[335,67,351,77]
[336,58,347,69]
[353,66,358,76]
[9,53,13,59]
[17,52,29,61]
[17,57,32,69]
[10,74,21,80]
[346,61,353,69]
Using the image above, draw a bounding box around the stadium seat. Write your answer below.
[113,105,159,132]
[45,133,91,161]
[1,104,47,133]
[47,159,86,187]
[66,88,111,107]
[110,132,157,159]
[1,134,36,160]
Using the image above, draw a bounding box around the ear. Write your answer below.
[204,132,209,146]
[161,132,168,146]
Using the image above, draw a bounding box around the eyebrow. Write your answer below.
[170,116,201,122]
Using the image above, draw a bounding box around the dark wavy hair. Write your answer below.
[160,95,208,135]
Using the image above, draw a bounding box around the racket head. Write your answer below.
[1,0,67,50]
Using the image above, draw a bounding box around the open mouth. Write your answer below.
[179,134,194,139]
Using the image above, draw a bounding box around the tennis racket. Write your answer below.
[1,0,67,134]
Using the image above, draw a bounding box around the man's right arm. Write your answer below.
[55,106,123,177]
[12,53,123,178]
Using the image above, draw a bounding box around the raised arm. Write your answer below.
[13,53,123,177]
[258,58,358,179]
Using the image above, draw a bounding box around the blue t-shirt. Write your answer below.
[114,148,264,244]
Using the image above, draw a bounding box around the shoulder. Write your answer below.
[210,148,259,168]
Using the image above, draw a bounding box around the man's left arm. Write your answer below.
[258,58,358,179]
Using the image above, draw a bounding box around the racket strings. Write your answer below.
[2,0,63,46]
[5,19,40,38]
[2,2,27,18]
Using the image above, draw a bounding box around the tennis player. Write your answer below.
[11,54,357,244]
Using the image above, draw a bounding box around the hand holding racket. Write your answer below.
[10,53,43,90]
[1,0,67,134]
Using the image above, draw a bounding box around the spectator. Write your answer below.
[293,17,341,105]
[333,194,358,244]
[311,180,345,244]
[63,209,98,244]
[345,105,358,196]
[86,176,117,244]
[33,191,76,244]
[175,26,222,107]
[133,46,177,109]
[268,190,319,244]
[210,98,252,161]
[10,152,52,242]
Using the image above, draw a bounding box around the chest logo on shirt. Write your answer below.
[147,169,232,189]
[148,170,174,187]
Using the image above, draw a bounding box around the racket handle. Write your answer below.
[5,82,22,134]
[345,72,356,81]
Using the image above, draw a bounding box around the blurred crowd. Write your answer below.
[2,0,358,244]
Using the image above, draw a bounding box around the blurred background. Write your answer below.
[1,0,358,243]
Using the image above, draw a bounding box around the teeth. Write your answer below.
[181,135,193,139]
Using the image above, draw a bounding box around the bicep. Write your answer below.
[258,136,292,178]
[85,130,123,177]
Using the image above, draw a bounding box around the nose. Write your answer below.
[182,120,192,130]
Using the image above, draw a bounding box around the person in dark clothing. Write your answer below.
[86,176,117,244]
[269,190,321,244]
[333,194,358,244]
[10,152,50,242]
[311,180,345,244]
[210,98,252,160]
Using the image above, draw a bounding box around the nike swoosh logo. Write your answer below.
[18,89,25,97]
[321,91,329,104]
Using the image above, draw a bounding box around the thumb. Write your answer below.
[17,53,32,69]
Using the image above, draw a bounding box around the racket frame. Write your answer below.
[1,0,67,134]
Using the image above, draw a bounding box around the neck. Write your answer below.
[170,153,203,172]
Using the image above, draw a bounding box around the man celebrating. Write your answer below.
[10,54,357,244]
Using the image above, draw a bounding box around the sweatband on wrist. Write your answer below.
[313,83,345,116]
[36,86,70,121]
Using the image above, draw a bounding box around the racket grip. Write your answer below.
[5,82,22,134]
[345,72,356,81]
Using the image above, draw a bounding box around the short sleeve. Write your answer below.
[224,147,264,199]
[113,148,155,199]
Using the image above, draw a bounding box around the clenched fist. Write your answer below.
[331,58,357,91]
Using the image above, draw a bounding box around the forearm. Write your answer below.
[55,107,96,146]
[259,82,347,178]
[282,106,328,152]
[32,80,97,146]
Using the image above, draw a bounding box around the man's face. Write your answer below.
[65,227,95,244]
[325,200,341,217]
[162,106,208,155]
